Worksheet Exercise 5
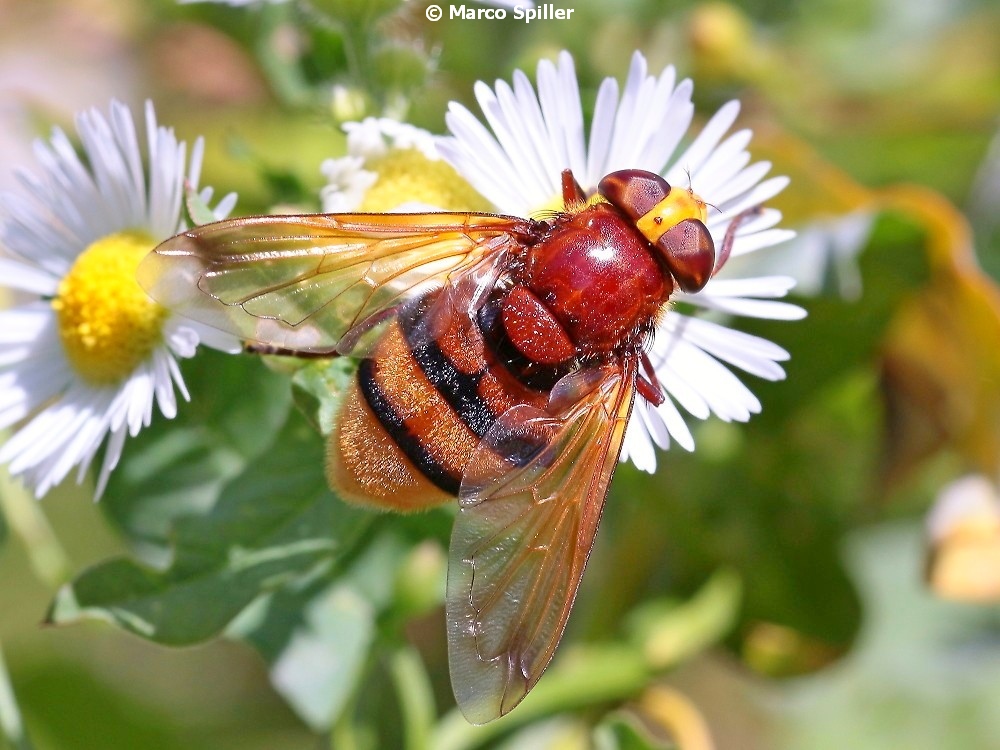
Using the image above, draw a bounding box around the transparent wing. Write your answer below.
[447,359,637,724]
[138,212,534,354]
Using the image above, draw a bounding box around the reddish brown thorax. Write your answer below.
[523,202,672,356]
[498,169,715,363]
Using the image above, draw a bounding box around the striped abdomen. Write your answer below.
[326,290,556,511]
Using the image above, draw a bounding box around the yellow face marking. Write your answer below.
[635,188,708,243]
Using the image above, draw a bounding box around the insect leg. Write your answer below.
[636,352,665,405]
[244,344,339,359]
[714,205,763,275]
[560,169,587,209]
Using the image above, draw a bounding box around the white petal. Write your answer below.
[707,160,772,208]
[187,132,206,194]
[693,129,752,195]
[150,351,178,419]
[212,191,239,221]
[124,368,155,436]
[700,275,799,298]
[717,176,791,218]
[585,78,620,185]
[727,228,797,257]
[1,187,81,274]
[167,352,191,403]
[659,365,712,420]
[665,100,741,183]
[1,388,100,472]
[665,340,761,422]
[0,304,56,344]
[544,51,587,183]
[604,51,653,175]
[442,104,527,211]
[94,425,129,499]
[164,323,199,359]
[344,118,392,160]
[621,413,657,473]
[172,317,242,354]
[0,258,59,295]
[682,275,807,320]
[639,79,694,177]
[320,156,376,213]
[511,69,564,188]
[690,295,807,320]
[44,407,113,496]
[732,207,784,235]
[478,81,553,202]
[654,396,696,452]
[664,315,789,380]
[0,360,73,427]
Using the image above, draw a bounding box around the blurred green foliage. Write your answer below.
[1,0,1000,748]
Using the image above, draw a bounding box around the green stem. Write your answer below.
[255,1,314,108]
[294,0,368,91]
[0,640,34,750]
[330,693,363,750]
[389,644,436,750]
[339,20,369,94]
[431,643,650,750]
[0,469,70,589]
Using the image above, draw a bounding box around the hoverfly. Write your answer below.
[139,168,753,724]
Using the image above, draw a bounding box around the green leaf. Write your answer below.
[232,533,409,731]
[0,641,33,750]
[101,350,292,557]
[0,471,70,587]
[184,182,219,226]
[291,356,357,436]
[387,643,437,750]
[493,717,591,750]
[592,370,873,657]
[47,409,373,645]
[775,524,1000,750]
[594,712,672,750]
[433,644,651,750]
[267,582,375,731]
[626,568,742,671]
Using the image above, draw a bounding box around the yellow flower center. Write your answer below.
[52,231,167,385]
[359,148,492,213]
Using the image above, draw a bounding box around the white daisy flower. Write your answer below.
[0,100,240,498]
[435,50,805,472]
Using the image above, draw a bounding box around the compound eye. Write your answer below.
[598,170,671,221]
[654,218,716,293]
